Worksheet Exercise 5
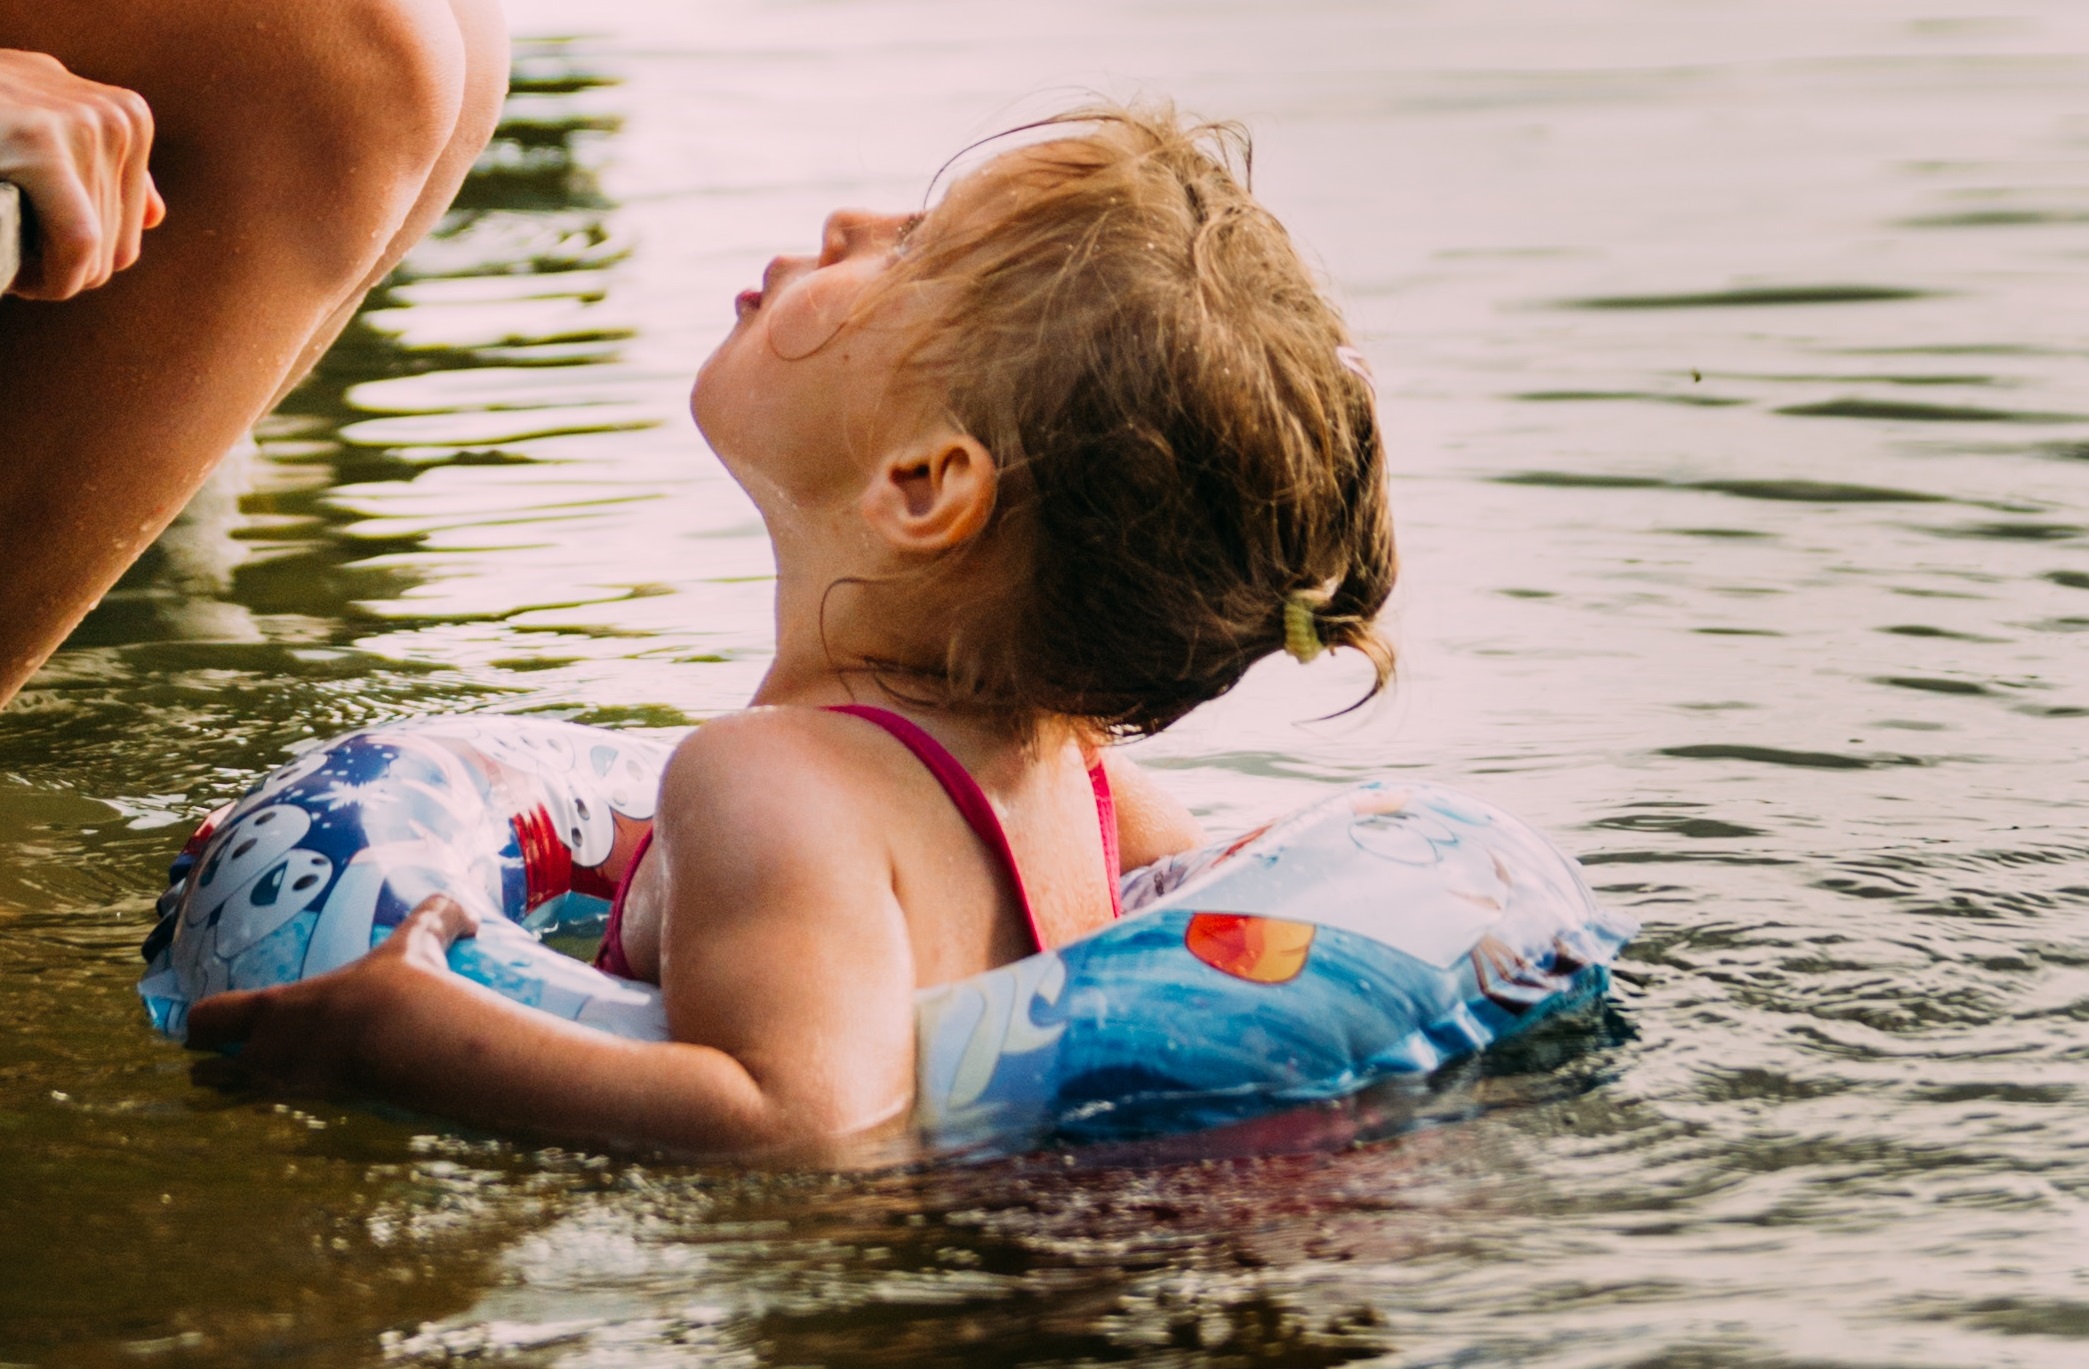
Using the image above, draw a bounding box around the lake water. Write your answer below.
[3,0,2087,1363]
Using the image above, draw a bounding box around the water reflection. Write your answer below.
[3,1,2088,1365]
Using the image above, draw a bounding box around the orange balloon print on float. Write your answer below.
[1184,913,1317,984]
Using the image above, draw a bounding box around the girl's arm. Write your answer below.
[187,719,920,1159]
[187,898,797,1154]
[1100,750,1206,871]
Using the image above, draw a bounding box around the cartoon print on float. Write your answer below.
[1184,913,1317,984]
[1340,785,1620,1015]
[173,804,325,1000]
[1169,790,1527,991]
[420,720,660,910]
[916,953,1071,1114]
[139,719,684,1039]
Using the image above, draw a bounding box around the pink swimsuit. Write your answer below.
[593,704,1120,978]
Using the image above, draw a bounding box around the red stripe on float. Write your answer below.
[511,804,572,910]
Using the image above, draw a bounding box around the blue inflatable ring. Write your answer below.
[139,716,1636,1152]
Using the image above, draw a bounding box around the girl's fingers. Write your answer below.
[186,1052,249,1091]
[184,988,267,1051]
[382,894,483,968]
[186,897,474,1060]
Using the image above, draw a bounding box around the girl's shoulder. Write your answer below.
[647,704,1019,945]
[660,704,927,790]
[653,703,1000,887]
[646,707,921,950]
[657,705,913,832]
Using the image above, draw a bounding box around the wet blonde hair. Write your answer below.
[857,101,1395,738]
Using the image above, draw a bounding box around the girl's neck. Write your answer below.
[742,475,1079,762]
[748,510,935,715]
[750,562,863,710]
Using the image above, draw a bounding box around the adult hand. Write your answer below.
[0,48,165,300]
[186,894,481,1096]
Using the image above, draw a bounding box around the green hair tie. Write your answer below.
[1283,593,1325,664]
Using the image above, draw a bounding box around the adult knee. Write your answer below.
[445,0,512,161]
[329,0,512,192]
[224,0,474,284]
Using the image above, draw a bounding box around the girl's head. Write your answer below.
[695,102,1395,738]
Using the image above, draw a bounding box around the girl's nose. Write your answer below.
[817,208,911,266]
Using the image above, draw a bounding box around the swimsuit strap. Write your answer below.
[825,703,1046,954]
[1089,758,1122,918]
[594,826,651,978]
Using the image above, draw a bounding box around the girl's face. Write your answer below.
[691,206,934,508]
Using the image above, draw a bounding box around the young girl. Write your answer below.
[186,104,1396,1161]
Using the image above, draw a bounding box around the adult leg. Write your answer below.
[0,0,508,705]
[268,0,510,409]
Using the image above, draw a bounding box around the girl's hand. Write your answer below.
[0,48,165,300]
[185,894,481,1096]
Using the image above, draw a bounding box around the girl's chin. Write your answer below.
[688,380,723,449]
[690,355,731,420]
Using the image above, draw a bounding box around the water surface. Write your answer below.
[3,1,2086,1364]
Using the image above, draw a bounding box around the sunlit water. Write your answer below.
[4,0,2087,1363]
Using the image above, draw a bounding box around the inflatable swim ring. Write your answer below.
[139,716,1636,1152]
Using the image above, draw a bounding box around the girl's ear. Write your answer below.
[861,428,997,553]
